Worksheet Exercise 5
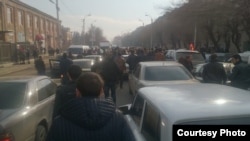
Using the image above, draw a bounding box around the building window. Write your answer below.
[7,7,13,24]
[40,19,43,30]
[46,21,48,31]
[17,11,23,25]
[34,16,38,28]
[27,14,31,27]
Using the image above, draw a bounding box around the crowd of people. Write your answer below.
[35,45,249,140]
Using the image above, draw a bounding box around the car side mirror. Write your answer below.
[118,104,131,115]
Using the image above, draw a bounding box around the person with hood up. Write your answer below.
[46,72,135,141]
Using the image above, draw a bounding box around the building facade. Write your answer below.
[0,0,60,62]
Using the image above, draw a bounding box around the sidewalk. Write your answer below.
[0,55,51,77]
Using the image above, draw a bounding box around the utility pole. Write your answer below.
[49,0,61,49]
[82,14,91,45]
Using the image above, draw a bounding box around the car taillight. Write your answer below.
[0,133,14,141]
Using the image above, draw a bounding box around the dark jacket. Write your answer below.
[126,54,138,72]
[46,98,135,141]
[101,57,120,83]
[202,62,227,84]
[52,81,77,119]
[229,61,250,89]
[34,58,46,75]
[59,57,73,75]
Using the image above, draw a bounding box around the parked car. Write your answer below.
[84,55,103,62]
[128,61,199,96]
[120,84,250,141]
[49,58,95,78]
[204,53,233,63]
[72,58,95,72]
[192,62,234,84]
[0,76,57,141]
[165,49,205,66]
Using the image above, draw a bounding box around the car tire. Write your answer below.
[35,125,47,141]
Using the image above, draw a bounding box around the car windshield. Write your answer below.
[176,52,205,62]
[144,66,192,81]
[73,61,93,68]
[0,82,27,109]
[68,48,83,54]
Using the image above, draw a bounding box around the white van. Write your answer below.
[67,45,90,57]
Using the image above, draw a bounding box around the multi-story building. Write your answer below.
[0,0,60,62]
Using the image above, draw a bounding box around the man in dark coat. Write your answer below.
[46,72,135,141]
[100,52,120,104]
[202,54,227,84]
[52,65,82,119]
[34,56,46,75]
[228,54,250,90]
[59,53,73,85]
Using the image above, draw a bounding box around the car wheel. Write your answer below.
[35,125,47,141]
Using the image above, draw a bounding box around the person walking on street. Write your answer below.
[34,56,46,75]
[101,52,120,104]
[228,54,250,90]
[52,65,82,119]
[183,55,194,73]
[46,72,136,141]
[114,53,126,89]
[202,54,227,84]
[59,53,73,85]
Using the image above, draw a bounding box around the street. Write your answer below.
[4,61,134,107]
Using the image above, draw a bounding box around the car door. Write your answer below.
[130,64,141,95]
[140,102,162,141]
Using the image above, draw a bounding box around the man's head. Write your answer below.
[67,65,82,81]
[76,72,104,98]
[62,53,67,58]
[209,53,217,62]
[231,54,242,65]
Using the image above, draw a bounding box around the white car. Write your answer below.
[120,84,250,141]
[128,61,199,95]
[165,49,205,66]
[0,76,57,141]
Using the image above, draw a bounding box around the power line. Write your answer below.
[60,0,75,15]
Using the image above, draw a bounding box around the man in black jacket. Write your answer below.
[60,53,73,85]
[52,64,82,119]
[202,53,227,84]
[46,72,135,141]
[228,54,250,90]
[101,52,120,104]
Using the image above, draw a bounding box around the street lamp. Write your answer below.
[49,0,61,49]
[91,20,97,48]
[82,14,91,45]
[145,14,153,49]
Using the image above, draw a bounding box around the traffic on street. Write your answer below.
[1,0,250,141]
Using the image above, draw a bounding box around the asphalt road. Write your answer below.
[7,66,134,107]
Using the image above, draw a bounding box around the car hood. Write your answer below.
[0,109,18,121]
[140,79,199,87]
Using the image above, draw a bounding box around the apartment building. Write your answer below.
[0,0,60,62]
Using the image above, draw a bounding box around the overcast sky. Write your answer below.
[20,0,183,41]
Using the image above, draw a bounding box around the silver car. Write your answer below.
[165,49,205,66]
[128,61,199,96]
[73,58,95,72]
[0,76,57,141]
[120,84,250,141]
